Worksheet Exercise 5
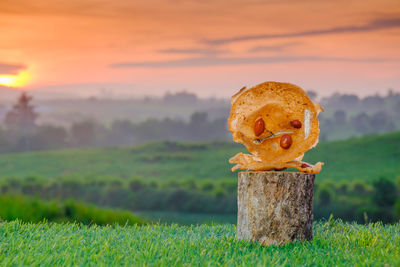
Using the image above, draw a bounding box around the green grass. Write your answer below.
[0,131,399,182]
[0,220,399,266]
[135,211,236,225]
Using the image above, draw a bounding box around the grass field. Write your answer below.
[0,131,399,182]
[136,211,236,225]
[1,220,399,266]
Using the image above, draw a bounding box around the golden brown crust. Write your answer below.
[231,86,248,104]
[228,81,323,173]
[229,152,323,174]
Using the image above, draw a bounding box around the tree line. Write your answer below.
[318,90,400,141]
[1,175,399,224]
[0,93,228,153]
[1,91,400,153]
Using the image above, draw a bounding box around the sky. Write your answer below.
[0,0,400,98]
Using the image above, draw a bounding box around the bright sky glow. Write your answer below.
[0,71,32,88]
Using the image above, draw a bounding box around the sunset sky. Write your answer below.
[0,0,399,98]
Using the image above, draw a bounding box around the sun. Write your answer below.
[0,76,17,86]
[0,71,32,88]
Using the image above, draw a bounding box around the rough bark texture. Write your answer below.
[237,171,315,246]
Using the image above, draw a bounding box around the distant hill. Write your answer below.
[304,131,400,181]
[0,131,399,182]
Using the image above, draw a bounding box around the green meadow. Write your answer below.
[0,131,399,266]
[1,131,399,225]
[1,220,399,266]
[0,131,399,182]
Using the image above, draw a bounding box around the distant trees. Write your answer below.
[372,177,397,207]
[341,94,359,107]
[0,127,13,153]
[1,90,400,150]
[356,177,399,223]
[4,92,37,132]
[350,112,394,135]
[351,113,372,134]
[370,112,395,133]
[394,101,400,117]
[334,110,347,125]
[362,95,384,109]
[0,93,230,153]
[2,175,399,223]
[322,93,359,109]
[318,188,332,206]
[163,91,197,105]
[108,120,137,146]
[70,120,105,147]
[188,112,210,141]
[31,125,68,150]
[352,180,369,195]
[304,90,400,141]
[4,92,38,151]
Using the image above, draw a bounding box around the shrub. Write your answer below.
[317,188,333,206]
[351,180,370,195]
[0,195,145,226]
[373,177,397,207]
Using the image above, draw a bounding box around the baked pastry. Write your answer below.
[228,81,324,173]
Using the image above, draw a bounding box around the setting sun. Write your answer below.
[0,71,32,88]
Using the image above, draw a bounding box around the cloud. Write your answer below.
[159,48,225,56]
[248,42,301,53]
[0,63,26,74]
[205,17,400,45]
[110,55,396,68]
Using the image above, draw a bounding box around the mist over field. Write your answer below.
[1,88,399,154]
[0,87,399,226]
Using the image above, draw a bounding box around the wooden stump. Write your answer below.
[237,171,315,246]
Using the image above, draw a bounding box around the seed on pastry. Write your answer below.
[228,81,324,172]
[254,118,265,136]
[290,120,302,129]
[301,163,310,168]
[280,134,292,149]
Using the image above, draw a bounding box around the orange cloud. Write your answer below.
[0,62,26,75]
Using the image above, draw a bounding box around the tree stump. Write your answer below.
[237,171,315,246]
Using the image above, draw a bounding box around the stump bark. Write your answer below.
[237,171,315,246]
